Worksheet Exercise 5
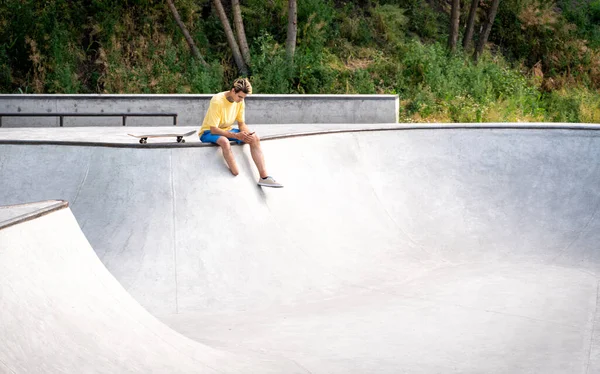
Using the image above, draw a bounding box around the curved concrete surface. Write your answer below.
[0,203,305,373]
[1,126,600,373]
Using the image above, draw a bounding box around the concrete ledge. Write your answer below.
[0,94,399,127]
[0,200,68,230]
[1,123,599,149]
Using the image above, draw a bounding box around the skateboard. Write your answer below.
[128,130,196,144]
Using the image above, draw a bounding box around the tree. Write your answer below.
[474,0,501,62]
[231,0,251,66]
[212,0,248,75]
[286,0,297,63]
[166,0,209,67]
[448,0,461,52]
[462,0,479,50]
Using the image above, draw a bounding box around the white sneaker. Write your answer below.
[257,176,283,188]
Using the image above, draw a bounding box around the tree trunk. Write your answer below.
[286,0,297,62]
[474,0,501,62]
[166,0,209,67]
[212,0,248,75]
[231,0,251,66]
[447,0,461,52]
[462,0,479,50]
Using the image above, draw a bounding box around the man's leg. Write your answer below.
[247,135,268,179]
[216,136,239,176]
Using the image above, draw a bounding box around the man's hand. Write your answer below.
[238,131,255,143]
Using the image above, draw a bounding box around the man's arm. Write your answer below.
[238,121,250,133]
[210,125,254,143]
[237,121,255,143]
[210,126,240,139]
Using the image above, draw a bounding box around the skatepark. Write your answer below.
[1,100,600,372]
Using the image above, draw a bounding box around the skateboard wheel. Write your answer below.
[180,139,185,143]
[177,136,183,143]
[140,138,147,144]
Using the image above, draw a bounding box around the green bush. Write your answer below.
[0,45,12,92]
[250,33,293,93]
[371,4,408,47]
[559,0,600,47]
[186,60,223,93]
[542,91,581,122]
[381,0,442,40]
[396,41,541,122]
[337,3,374,46]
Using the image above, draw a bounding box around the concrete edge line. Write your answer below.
[0,200,69,231]
[266,124,600,142]
[0,140,214,149]
[1,123,600,149]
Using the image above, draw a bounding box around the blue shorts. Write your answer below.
[200,128,243,145]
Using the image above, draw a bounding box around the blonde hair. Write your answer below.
[232,77,252,95]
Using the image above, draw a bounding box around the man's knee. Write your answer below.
[249,134,261,146]
[216,137,231,149]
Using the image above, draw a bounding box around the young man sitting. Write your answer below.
[199,78,283,188]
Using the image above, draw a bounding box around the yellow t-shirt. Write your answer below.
[199,91,246,134]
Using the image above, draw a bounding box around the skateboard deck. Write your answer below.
[128,130,196,144]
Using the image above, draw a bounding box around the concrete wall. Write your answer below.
[0,94,398,127]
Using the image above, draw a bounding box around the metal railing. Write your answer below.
[0,113,178,127]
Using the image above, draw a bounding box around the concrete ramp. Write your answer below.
[0,202,304,373]
[1,127,600,373]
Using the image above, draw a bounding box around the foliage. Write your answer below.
[371,4,409,47]
[379,0,443,40]
[558,0,600,48]
[396,41,543,122]
[492,0,600,89]
[0,0,599,123]
[250,33,294,93]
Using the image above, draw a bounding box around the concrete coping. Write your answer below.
[1,123,600,148]
[0,200,69,231]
